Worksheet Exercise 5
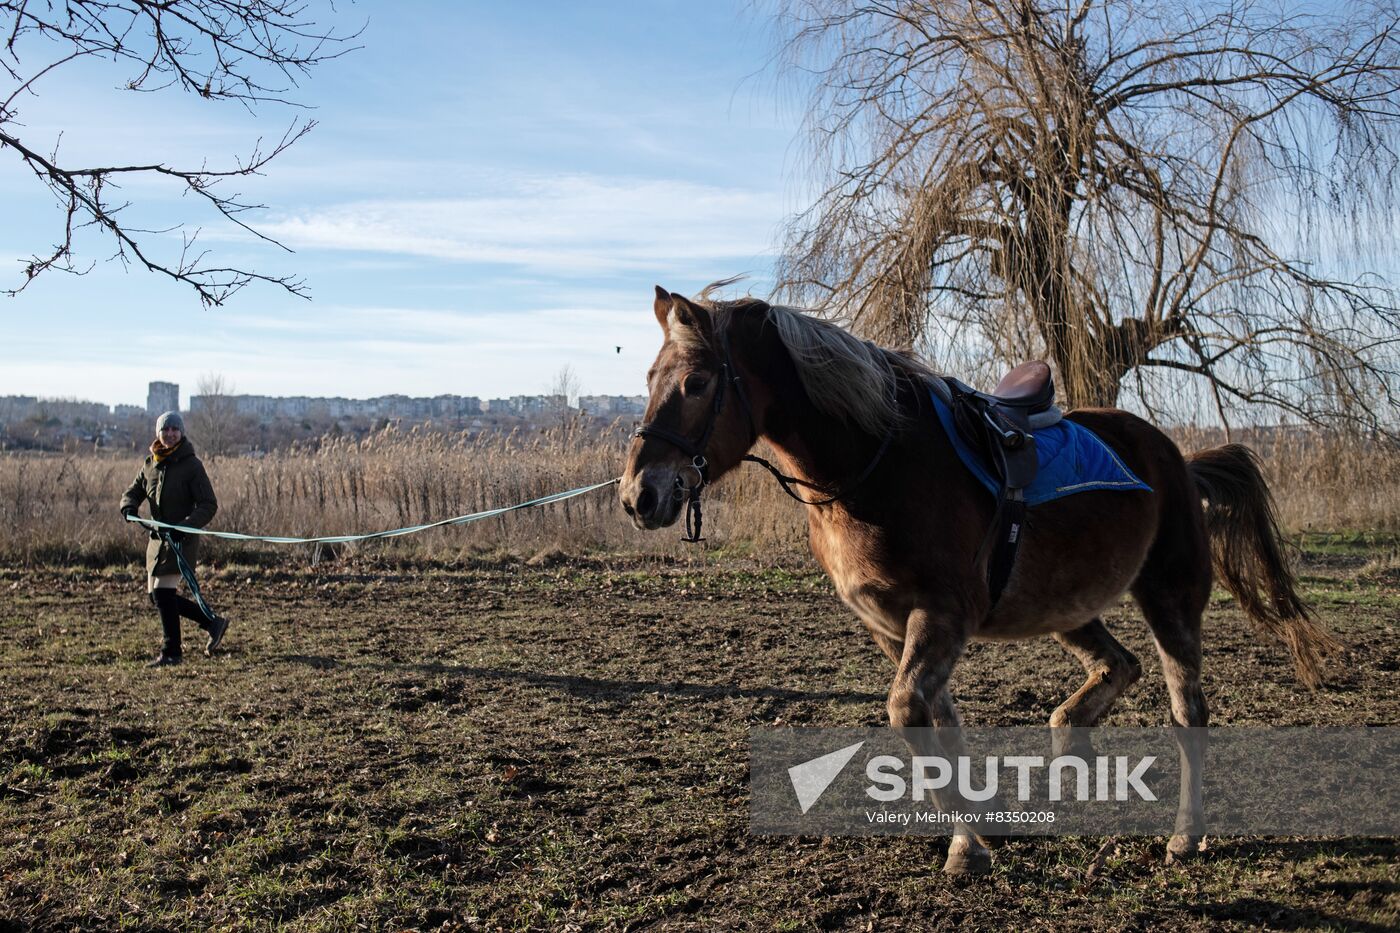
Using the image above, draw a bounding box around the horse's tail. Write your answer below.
[1186,444,1340,688]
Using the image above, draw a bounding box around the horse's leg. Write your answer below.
[1050,618,1142,757]
[866,630,903,666]
[886,608,990,875]
[1133,581,1210,863]
[849,599,904,666]
[927,686,1007,855]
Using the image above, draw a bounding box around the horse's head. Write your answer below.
[620,286,757,531]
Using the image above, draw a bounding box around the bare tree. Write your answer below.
[190,371,237,455]
[1,1,357,306]
[773,0,1400,430]
[550,364,581,410]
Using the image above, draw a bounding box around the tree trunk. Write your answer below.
[1052,317,1167,410]
[1064,355,1124,409]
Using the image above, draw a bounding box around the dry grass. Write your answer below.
[0,421,1393,568]
[1233,430,1400,534]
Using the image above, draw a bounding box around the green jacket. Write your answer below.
[120,440,218,577]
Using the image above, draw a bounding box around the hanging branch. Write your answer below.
[773,0,1400,433]
[1,0,359,305]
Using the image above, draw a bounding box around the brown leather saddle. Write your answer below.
[929,361,1062,608]
[992,360,1058,411]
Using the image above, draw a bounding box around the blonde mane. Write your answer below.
[694,285,933,436]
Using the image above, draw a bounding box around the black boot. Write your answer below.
[204,614,229,655]
[169,591,227,654]
[150,588,183,664]
[170,592,210,626]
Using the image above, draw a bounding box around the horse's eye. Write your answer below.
[681,372,711,396]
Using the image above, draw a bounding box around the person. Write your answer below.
[120,411,228,667]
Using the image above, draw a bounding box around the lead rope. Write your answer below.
[126,478,620,544]
[160,531,218,625]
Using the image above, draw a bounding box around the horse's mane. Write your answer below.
[695,284,933,437]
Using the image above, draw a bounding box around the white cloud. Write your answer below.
[2,298,668,404]
[260,174,784,273]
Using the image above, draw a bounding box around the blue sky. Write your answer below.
[2,2,801,408]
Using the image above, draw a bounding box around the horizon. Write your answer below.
[1,384,648,413]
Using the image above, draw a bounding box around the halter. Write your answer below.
[632,322,892,542]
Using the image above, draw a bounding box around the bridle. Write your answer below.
[631,322,893,542]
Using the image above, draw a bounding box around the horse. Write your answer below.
[620,284,1339,874]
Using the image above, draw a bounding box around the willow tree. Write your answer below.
[773,0,1400,428]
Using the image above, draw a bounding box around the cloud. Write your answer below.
[259,174,784,274]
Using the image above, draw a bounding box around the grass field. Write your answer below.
[1,536,1397,931]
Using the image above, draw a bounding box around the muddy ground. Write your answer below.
[0,542,1396,931]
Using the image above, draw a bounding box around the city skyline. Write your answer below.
[1,384,647,416]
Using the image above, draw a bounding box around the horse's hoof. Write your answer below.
[1165,834,1205,864]
[942,845,993,876]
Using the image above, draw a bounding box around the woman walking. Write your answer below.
[120,411,228,667]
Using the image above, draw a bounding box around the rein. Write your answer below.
[632,322,892,542]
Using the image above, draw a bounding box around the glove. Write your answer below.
[120,507,137,520]
[167,530,186,544]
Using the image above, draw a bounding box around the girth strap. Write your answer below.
[936,376,1044,610]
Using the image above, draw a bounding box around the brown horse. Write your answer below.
[620,285,1338,874]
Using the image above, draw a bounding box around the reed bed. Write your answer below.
[0,421,1393,568]
[1173,426,1400,536]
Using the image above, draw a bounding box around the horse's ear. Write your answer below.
[667,292,714,345]
[652,287,714,345]
[653,285,671,332]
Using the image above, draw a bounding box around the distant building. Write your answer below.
[147,381,179,416]
[579,395,647,416]
[112,404,145,419]
[0,396,38,422]
[189,392,484,421]
[506,394,567,416]
[0,395,112,425]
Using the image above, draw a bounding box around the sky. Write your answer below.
[1,2,803,408]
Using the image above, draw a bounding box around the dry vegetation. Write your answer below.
[0,420,1395,569]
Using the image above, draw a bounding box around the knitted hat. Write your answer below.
[155,411,185,432]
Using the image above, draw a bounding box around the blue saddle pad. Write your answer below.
[928,389,1150,506]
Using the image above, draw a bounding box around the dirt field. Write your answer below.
[1,538,1396,931]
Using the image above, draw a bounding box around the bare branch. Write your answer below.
[772,0,1400,432]
[1,0,359,304]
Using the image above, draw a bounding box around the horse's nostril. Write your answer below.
[622,500,635,516]
[636,485,658,517]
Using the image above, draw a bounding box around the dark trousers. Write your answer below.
[151,588,210,657]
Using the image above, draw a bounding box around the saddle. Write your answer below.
[930,361,1062,608]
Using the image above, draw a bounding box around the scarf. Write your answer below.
[150,437,184,464]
